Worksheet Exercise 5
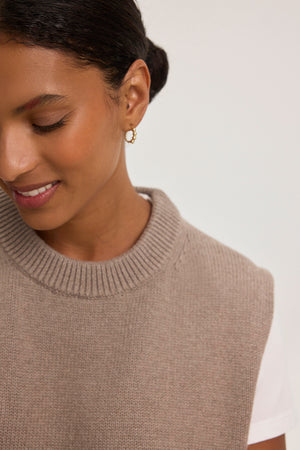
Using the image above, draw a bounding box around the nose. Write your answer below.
[0,128,39,183]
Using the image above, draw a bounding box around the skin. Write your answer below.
[0,35,287,449]
[0,34,152,261]
[248,434,286,449]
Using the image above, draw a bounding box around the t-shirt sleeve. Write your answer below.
[247,305,298,445]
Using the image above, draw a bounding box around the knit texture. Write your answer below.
[0,186,274,449]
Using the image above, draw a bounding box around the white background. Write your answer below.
[126,1,300,447]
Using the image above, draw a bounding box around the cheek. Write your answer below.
[45,109,121,176]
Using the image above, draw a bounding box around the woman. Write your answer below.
[0,1,294,448]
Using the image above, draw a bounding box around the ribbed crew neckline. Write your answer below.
[0,186,182,298]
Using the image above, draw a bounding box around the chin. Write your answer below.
[16,207,67,232]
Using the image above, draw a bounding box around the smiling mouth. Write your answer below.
[16,181,59,197]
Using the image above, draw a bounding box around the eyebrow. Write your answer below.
[13,94,68,115]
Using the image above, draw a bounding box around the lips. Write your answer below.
[15,181,59,197]
[9,180,60,193]
[11,180,61,209]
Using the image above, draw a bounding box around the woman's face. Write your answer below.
[0,36,127,231]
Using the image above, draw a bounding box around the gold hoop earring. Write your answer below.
[125,128,137,144]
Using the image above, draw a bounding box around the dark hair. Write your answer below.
[0,0,169,102]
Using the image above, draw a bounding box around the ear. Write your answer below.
[118,59,151,133]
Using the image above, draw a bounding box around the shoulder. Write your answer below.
[168,217,275,384]
[170,217,275,334]
[177,217,274,291]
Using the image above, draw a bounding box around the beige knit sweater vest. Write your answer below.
[0,186,273,449]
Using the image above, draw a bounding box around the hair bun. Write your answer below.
[145,38,169,102]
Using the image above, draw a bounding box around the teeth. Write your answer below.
[17,182,56,197]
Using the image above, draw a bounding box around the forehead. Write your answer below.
[0,37,79,78]
[0,36,109,113]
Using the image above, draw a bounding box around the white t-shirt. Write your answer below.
[247,306,297,444]
[139,192,297,445]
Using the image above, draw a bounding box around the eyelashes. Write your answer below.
[32,114,71,135]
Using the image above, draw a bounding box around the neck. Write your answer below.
[35,156,152,262]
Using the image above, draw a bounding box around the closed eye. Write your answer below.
[32,114,71,134]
